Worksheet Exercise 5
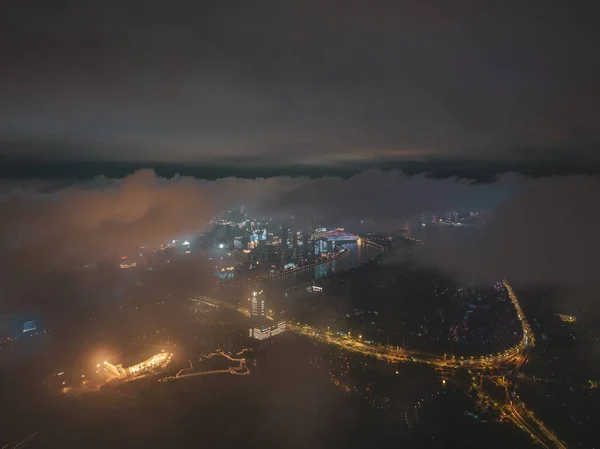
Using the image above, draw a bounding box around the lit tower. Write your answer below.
[302,232,311,257]
[281,227,289,249]
[250,290,266,318]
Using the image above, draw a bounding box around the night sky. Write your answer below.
[2,0,600,179]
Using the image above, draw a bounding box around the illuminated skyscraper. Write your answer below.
[314,238,327,255]
[302,233,311,256]
[251,290,266,318]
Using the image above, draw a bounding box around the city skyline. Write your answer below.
[1,2,599,448]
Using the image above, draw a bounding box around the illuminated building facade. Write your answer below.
[281,227,289,247]
[216,266,236,279]
[22,320,36,333]
[302,233,311,256]
[251,290,266,318]
[101,351,172,381]
[314,238,328,255]
[327,240,335,253]
[119,256,137,269]
[249,321,286,340]
[126,352,171,377]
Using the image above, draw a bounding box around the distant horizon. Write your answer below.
[1,153,600,182]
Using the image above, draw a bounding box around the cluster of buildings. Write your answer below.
[247,289,286,341]
[207,208,359,283]
[419,210,489,227]
[110,209,360,291]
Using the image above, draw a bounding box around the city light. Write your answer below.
[5,212,571,449]
[288,281,534,373]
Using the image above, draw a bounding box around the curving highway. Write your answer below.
[288,280,533,373]
[287,280,567,449]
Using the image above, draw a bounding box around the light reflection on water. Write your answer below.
[267,242,379,289]
[215,242,381,303]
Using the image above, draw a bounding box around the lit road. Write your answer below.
[288,322,528,371]
[3,431,39,449]
[288,280,567,449]
[194,282,532,373]
[197,266,564,447]
[288,281,533,373]
[470,376,568,449]
[504,401,567,449]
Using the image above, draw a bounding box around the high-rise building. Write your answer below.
[302,233,310,256]
[326,240,335,253]
[314,238,328,255]
[250,290,266,318]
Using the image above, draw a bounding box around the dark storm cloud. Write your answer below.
[1,0,600,174]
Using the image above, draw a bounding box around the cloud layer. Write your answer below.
[0,169,514,279]
[413,176,600,287]
[0,170,208,276]
[1,168,599,297]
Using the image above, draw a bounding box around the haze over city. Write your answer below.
[1,1,599,448]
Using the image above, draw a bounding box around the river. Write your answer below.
[215,241,382,303]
